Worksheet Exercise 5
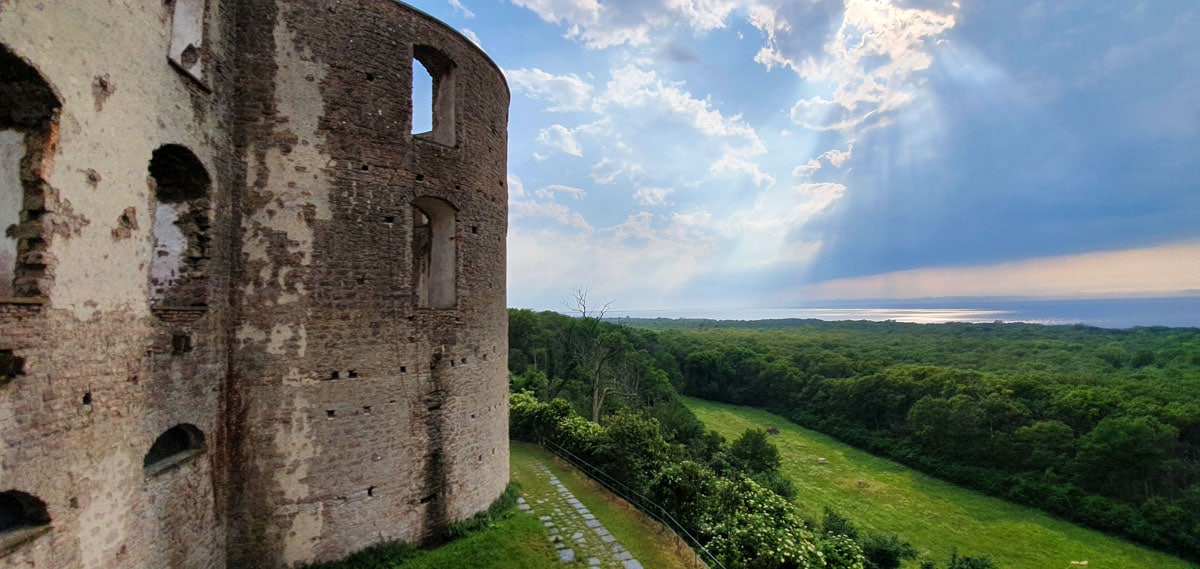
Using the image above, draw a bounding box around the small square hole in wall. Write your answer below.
[383,215,395,224]
[368,486,376,497]
[172,334,193,354]
[326,410,336,418]
[348,370,358,378]
[330,371,340,380]
[400,366,407,373]
[82,392,93,405]
[0,350,26,379]
[415,174,425,181]
[471,226,479,234]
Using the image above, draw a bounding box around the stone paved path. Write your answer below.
[517,462,644,568]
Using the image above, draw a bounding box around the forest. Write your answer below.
[507,307,1200,565]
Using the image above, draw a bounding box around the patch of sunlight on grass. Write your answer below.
[684,397,1199,569]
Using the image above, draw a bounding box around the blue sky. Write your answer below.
[407,0,1200,310]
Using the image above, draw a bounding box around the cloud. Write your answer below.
[769,0,957,134]
[535,184,587,200]
[507,174,526,198]
[633,186,674,206]
[509,0,740,49]
[505,67,594,112]
[590,158,620,184]
[510,199,594,231]
[793,147,852,178]
[799,241,1200,301]
[793,158,822,179]
[508,211,720,308]
[449,0,475,18]
[820,147,852,167]
[537,124,584,156]
[595,65,764,147]
[461,28,482,47]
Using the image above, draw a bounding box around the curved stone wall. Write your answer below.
[224,1,510,566]
[0,1,509,567]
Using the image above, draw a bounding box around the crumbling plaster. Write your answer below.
[0,1,509,568]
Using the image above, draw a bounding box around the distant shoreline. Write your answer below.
[599,295,1200,329]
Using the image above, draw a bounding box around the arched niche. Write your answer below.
[148,145,211,312]
[0,43,61,299]
[144,423,206,473]
[0,490,50,552]
[412,45,456,146]
[411,196,457,309]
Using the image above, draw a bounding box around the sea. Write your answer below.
[607,296,1200,329]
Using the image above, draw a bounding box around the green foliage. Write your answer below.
[821,508,859,540]
[446,482,521,538]
[730,428,783,474]
[299,484,525,568]
[297,541,417,569]
[945,549,998,569]
[701,476,827,569]
[509,387,829,569]
[616,317,1200,561]
[817,534,867,569]
[750,469,798,502]
[858,533,916,569]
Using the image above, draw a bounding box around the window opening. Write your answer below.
[149,145,211,311]
[1,44,60,298]
[143,424,205,471]
[411,46,456,146]
[0,491,50,535]
[0,349,24,381]
[411,197,457,309]
[167,0,206,83]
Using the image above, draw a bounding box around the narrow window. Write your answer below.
[0,491,50,535]
[411,197,457,309]
[0,44,60,298]
[411,46,456,146]
[144,424,205,471]
[167,0,206,83]
[149,145,211,311]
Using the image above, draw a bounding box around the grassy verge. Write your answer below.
[685,397,1199,569]
[510,441,704,569]
[396,506,561,569]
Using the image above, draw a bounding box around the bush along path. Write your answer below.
[518,462,644,568]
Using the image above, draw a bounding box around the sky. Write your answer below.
[406,0,1200,311]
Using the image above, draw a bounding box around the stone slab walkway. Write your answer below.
[517,462,644,569]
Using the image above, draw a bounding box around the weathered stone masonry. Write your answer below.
[0,1,509,568]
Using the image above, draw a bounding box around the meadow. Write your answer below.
[686,397,1200,569]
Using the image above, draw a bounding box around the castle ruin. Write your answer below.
[0,1,510,566]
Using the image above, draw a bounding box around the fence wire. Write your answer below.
[537,437,726,569]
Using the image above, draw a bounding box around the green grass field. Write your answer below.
[684,397,1199,569]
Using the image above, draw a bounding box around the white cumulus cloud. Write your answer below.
[634,186,675,206]
[537,124,584,156]
[506,67,594,112]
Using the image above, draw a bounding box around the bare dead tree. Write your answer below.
[563,285,628,422]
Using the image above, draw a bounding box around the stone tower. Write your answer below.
[0,1,510,567]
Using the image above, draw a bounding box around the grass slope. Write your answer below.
[685,397,1198,569]
[510,441,703,569]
